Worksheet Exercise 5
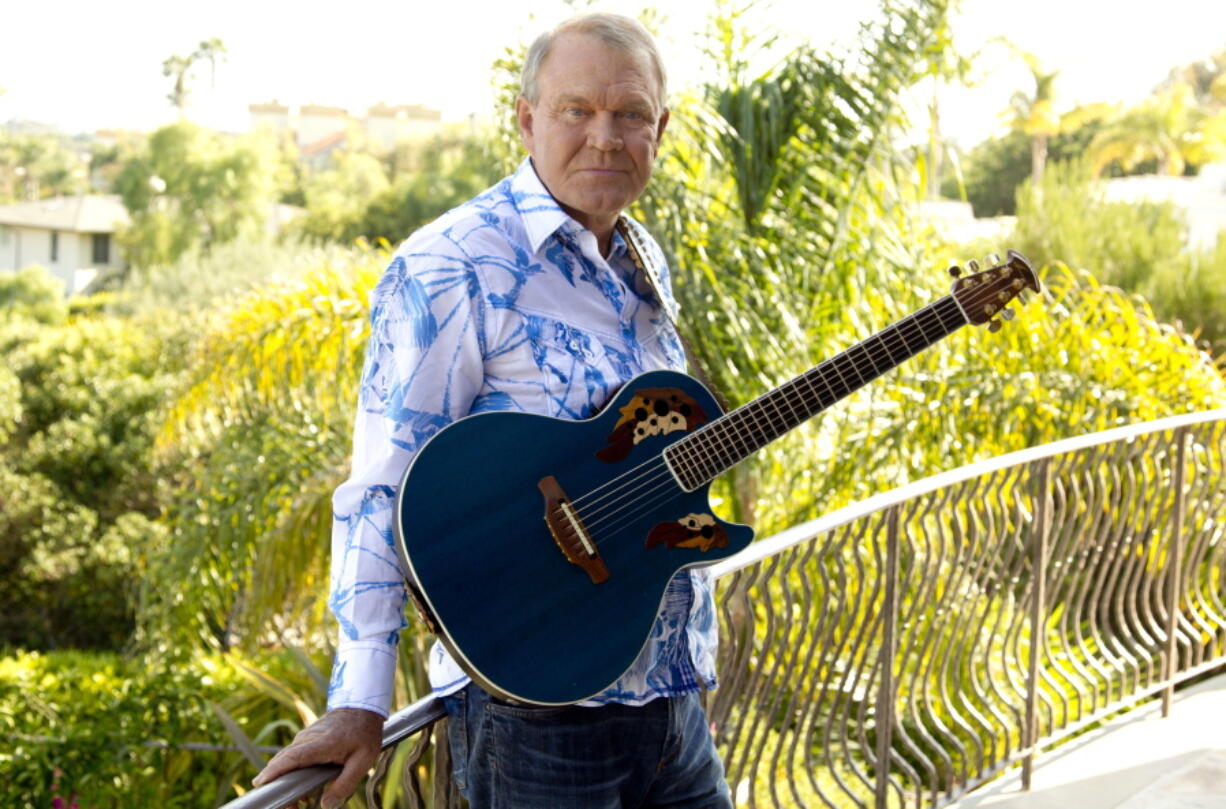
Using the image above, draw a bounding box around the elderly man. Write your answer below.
[254,13,731,809]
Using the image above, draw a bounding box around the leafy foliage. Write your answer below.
[1010,159,1226,354]
[0,311,184,649]
[357,136,503,245]
[954,123,1102,217]
[109,235,357,316]
[0,649,295,809]
[162,38,228,113]
[294,134,502,246]
[114,122,281,270]
[0,264,68,324]
[0,130,89,203]
[143,245,386,653]
[296,149,391,242]
[1088,82,1226,176]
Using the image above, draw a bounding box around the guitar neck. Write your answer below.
[665,294,968,489]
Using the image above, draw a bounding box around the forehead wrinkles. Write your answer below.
[550,83,658,114]
[536,35,662,110]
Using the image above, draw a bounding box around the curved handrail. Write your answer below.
[710,407,1226,577]
[220,695,445,809]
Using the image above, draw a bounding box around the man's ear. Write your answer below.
[516,96,535,151]
[655,107,670,145]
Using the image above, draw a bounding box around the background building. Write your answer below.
[0,194,129,294]
[247,100,444,155]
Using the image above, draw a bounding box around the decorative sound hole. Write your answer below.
[645,512,729,553]
[596,387,708,463]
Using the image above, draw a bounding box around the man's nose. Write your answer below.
[586,112,624,151]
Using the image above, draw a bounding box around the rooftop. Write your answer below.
[0,194,129,233]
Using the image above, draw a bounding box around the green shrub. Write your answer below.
[1011,159,1188,291]
[0,366,19,445]
[0,313,183,650]
[0,265,68,325]
[106,237,356,316]
[1010,159,1226,356]
[0,650,242,809]
[1145,229,1226,355]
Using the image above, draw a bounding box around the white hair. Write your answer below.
[520,12,667,106]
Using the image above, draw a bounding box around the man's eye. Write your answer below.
[565,107,587,117]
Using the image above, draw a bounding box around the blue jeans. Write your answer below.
[441,683,733,809]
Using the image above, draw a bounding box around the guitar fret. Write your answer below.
[668,293,972,490]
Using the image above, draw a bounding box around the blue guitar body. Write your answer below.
[395,369,754,706]
[394,249,1041,706]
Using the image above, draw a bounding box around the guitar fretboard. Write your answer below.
[664,294,968,490]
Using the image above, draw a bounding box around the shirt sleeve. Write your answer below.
[326,236,486,717]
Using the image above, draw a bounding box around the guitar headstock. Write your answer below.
[949,249,1039,332]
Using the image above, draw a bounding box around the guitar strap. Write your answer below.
[616,216,731,411]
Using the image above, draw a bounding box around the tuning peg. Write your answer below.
[1001,308,1016,321]
[985,253,1001,267]
[988,318,1003,333]
[967,259,981,272]
[948,265,962,278]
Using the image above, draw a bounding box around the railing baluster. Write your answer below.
[875,505,901,809]
[1162,426,1190,716]
[1021,457,1050,790]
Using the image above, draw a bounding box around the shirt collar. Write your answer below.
[509,157,574,255]
[508,158,635,271]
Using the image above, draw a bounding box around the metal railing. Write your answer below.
[228,409,1226,809]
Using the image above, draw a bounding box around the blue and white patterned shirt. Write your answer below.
[326,158,719,717]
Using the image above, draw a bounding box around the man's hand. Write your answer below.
[252,707,384,809]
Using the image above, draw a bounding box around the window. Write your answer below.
[50,231,59,262]
[92,233,110,265]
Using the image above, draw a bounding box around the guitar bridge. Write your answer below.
[538,476,609,584]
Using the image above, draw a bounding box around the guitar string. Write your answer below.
[569,288,970,520]
[564,279,1018,541]
[568,291,956,516]
[568,281,1009,539]
[573,296,966,536]
[576,342,976,540]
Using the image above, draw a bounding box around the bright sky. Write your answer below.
[2,0,1225,149]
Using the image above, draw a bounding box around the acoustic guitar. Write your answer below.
[395,250,1039,705]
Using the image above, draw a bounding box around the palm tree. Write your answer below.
[161,38,228,115]
[1089,81,1226,176]
[1003,48,1062,182]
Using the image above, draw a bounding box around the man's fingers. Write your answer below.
[252,740,332,786]
[319,749,377,809]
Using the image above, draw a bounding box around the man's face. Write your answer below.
[516,32,669,235]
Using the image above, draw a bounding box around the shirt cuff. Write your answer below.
[327,640,398,718]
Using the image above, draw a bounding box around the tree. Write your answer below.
[1161,47,1226,107]
[162,38,228,115]
[113,121,278,270]
[297,134,501,245]
[1089,81,1226,176]
[297,148,391,242]
[1003,47,1062,182]
[956,119,1103,216]
[0,132,90,203]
